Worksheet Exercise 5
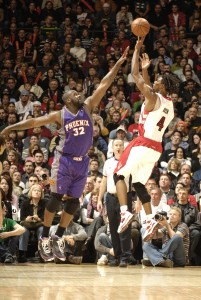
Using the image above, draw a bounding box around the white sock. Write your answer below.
[146,214,153,221]
[120,205,128,213]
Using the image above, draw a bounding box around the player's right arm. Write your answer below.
[97,175,107,212]
[131,37,158,112]
[1,111,61,137]
[85,46,129,113]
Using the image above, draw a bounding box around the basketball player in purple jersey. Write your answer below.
[1,47,129,261]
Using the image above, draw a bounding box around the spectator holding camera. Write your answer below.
[142,207,189,267]
[39,168,51,195]
[139,187,170,227]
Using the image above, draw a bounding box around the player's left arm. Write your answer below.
[132,37,158,112]
[85,47,129,113]
[141,53,152,87]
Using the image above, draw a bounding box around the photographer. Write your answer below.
[39,168,51,195]
[142,207,189,267]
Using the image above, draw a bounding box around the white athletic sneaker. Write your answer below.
[97,255,108,266]
[38,237,54,261]
[52,235,66,261]
[143,219,159,242]
[117,211,134,234]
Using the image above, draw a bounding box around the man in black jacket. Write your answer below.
[173,187,201,265]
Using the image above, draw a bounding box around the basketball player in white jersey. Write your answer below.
[114,37,180,241]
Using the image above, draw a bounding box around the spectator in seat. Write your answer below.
[0,199,25,264]
[142,207,189,267]
[49,220,87,264]
[18,184,48,262]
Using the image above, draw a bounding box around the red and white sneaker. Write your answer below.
[117,211,134,234]
[143,219,159,242]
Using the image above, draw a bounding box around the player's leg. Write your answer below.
[38,192,63,261]
[51,197,80,261]
[113,146,140,234]
[51,157,89,260]
[114,174,134,234]
[133,182,159,241]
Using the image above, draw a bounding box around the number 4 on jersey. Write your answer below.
[157,116,165,131]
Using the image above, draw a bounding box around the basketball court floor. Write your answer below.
[0,264,200,300]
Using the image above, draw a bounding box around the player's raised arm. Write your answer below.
[131,37,157,111]
[1,111,61,138]
[85,46,129,112]
[141,53,152,87]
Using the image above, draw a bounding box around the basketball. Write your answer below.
[131,18,150,37]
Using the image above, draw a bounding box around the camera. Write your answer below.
[41,174,47,180]
[154,211,168,221]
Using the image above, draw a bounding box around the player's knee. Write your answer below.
[63,198,80,215]
[133,182,150,204]
[46,192,63,213]
[113,173,125,185]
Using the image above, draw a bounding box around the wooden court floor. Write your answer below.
[0,263,201,300]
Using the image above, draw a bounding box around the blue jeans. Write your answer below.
[143,235,186,267]
[98,233,114,261]
[99,232,113,250]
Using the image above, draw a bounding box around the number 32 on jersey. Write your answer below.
[73,126,85,136]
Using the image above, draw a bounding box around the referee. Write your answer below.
[97,139,136,267]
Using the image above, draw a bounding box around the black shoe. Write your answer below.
[119,261,128,267]
[82,237,92,251]
[68,255,83,265]
[4,256,14,264]
[141,259,153,267]
[128,256,137,265]
[18,256,28,263]
[157,259,173,268]
[109,259,119,267]
[54,257,67,264]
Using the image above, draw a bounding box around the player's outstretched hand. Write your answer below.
[117,46,129,65]
[1,127,11,138]
[135,36,145,51]
[141,53,151,70]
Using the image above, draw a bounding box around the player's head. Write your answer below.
[62,90,84,109]
[154,74,180,95]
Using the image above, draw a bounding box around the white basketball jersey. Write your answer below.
[138,93,174,142]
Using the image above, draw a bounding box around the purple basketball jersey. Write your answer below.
[57,105,93,157]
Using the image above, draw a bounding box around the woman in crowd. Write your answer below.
[167,158,181,188]
[18,184,48,262]
[0,174,14,219]
[2,161,11,173]
[174,146,191,167]
[24,40,37,64]
[41,68,56,90]
[188,133,201,156]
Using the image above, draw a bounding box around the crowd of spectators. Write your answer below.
[0,0,201,266]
